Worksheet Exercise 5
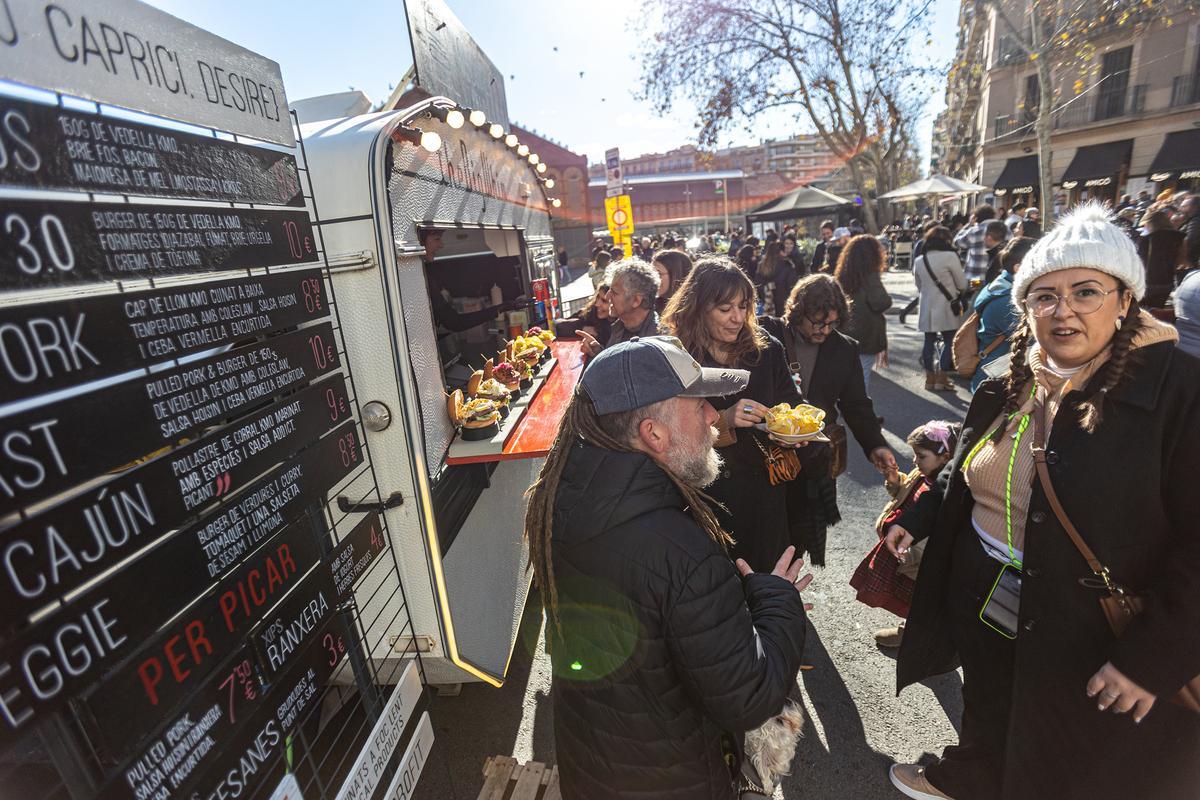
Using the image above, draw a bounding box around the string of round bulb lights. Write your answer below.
[409,103,563,212]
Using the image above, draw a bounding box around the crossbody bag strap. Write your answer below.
[1031,400,1110,579]
[980,333,1008,358]
[920,255,955,303]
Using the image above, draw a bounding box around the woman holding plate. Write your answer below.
[661,257,812,570]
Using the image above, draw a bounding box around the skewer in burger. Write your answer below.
[469,368,511,419]
[447,389,501,441]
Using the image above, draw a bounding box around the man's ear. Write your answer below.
[636,416,669,455]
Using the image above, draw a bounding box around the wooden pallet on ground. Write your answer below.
[476,756,561,800]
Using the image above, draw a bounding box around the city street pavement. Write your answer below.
[415,269,970,800]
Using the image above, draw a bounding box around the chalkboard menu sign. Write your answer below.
[0,198,316,290]
[0,99,302,205]
[0,4,422,797]
[0,268,329,407]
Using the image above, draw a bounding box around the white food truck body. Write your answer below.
[299,96,559,687]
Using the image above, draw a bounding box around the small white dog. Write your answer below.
[742,701,805,796]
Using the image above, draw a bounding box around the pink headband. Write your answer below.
[924,421,953,453]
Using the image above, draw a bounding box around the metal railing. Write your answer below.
[1052,83,1145,129]
[993,107,1038,141]
[1171,74,1200,107]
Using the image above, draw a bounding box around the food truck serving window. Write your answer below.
[384,123,553,478]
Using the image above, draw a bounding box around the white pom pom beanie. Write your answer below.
[1012,202,1146,303]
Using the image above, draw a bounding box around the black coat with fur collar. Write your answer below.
[548,443,807,800]
[896,340,1200,799]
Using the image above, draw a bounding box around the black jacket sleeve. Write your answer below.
[835,337,888,456]
[1186,217,1200,268]
[895,481,945,543]
[665,554,807,732]
[1109,389,1200,697]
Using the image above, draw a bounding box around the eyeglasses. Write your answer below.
[1023,286,1120,318]
[805,316,839,331]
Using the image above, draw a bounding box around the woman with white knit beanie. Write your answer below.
[883,203,1200,800]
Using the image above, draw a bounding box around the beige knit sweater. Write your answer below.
[964,311,1178,561]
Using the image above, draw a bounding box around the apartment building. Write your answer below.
[935,0,1200,211]
[587,135,847,187]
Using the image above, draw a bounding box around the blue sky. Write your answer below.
[147,0,959,168]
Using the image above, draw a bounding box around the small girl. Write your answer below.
[849,420,960,648]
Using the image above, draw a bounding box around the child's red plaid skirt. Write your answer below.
[849,536,914,618]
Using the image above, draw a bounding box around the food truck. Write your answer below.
[299,94,575,688]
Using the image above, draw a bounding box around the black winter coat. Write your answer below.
[549,444,808,800]
[896,341,1200,799]
[700,335,803,570]
[760,318,888,563]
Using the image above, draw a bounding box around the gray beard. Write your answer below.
[665,428,723,488]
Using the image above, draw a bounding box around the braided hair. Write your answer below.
[994,289,1143,440]
[523,387,732,635]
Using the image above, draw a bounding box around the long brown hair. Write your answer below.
[994,283,1143,440]
[757,240,783,281]
[661,257,767,366]
[833,234,885,297]
[524,388,732,633]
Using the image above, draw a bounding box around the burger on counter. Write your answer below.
[469,368,511,419]
[492,360,521,397]
[447,389,502,441]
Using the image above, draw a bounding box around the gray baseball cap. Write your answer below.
[581,335,749,415]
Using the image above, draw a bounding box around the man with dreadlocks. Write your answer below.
[525,336,811,800]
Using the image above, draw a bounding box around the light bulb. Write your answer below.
[505,133,518,147]
[469,109,487,127]
[419,130,441,152]
[544,178,556,189]
[489,123,504,138]
[517,144,530,157]
[528,154,540,165]
[551,198,562,208]
[537,162,547,173]
[445,109,465,129]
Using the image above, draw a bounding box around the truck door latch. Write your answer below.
[336,491,404,514]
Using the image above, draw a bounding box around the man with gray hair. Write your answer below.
[524,336,810,799]
[580,258,661,357]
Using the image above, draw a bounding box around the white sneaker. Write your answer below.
[889,763,956,799]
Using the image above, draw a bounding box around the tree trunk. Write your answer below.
[848,160,879,233]
[1030,1,1055,225]
[1035,57,1055,226]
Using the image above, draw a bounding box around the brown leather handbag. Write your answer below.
[1033,404,1200,713]
[826,423,847,479]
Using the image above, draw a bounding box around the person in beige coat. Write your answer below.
[913,227,968,391]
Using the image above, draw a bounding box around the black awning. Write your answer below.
[1061,140,1133,184]
[1148,129,1200,181]
[994,156,1040,193]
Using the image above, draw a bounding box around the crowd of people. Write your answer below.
[534,198,1200,799]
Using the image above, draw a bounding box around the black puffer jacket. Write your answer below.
[549,443,808,800]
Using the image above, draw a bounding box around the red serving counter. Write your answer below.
[445,340,583,465]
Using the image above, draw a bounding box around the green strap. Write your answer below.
[962,385,1037,569]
